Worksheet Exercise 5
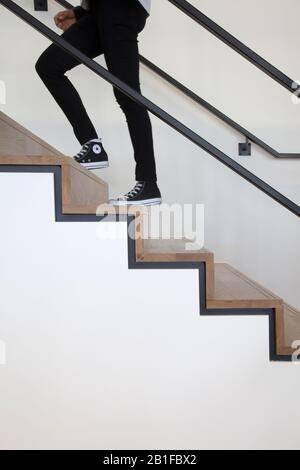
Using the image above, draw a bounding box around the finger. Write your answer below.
[55,10,66,21]
[56,19,64,29]
[54,13,63,25]
[54,11,63,20]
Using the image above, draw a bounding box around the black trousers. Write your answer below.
[35,0,157,183]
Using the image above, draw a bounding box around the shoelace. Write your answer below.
[123,182,144,200]
[74,143,90,161]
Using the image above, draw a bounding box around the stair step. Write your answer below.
[140,238,213,261]
[0,155,108,213]
[207,263,283,309]
[138,239,215,299]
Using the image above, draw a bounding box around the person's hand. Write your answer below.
[54,9,76,32]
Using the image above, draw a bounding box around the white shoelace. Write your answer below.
[123,182,144,200]
[74,143,90,160]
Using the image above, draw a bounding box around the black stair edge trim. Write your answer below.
[0,164,293,362]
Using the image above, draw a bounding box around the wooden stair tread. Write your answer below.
[0,154,106,186]
[143,238,210,254]
[139,238,214,262]
[207,263,283,308]
[67,204,146,216]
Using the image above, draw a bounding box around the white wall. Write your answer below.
[1,172,300,450]
[0,4,300,316]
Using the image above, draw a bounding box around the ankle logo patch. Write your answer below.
[93,144,102,155]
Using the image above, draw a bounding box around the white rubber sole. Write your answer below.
[80,161,109,170]
[109,198,162,207]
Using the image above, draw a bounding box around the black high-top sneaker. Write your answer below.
[73,139,109,170]
[109,181,162,206]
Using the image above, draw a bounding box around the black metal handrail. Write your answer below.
[140,56,300,160]
[169,0,300,95]
[1,0,300,218]
[54,0,300,159]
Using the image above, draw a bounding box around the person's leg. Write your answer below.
[35,14,102,145]
[95,0,157,183]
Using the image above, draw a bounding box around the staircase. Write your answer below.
[1,111,299,362]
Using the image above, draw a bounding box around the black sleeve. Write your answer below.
[73,6,89,20]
